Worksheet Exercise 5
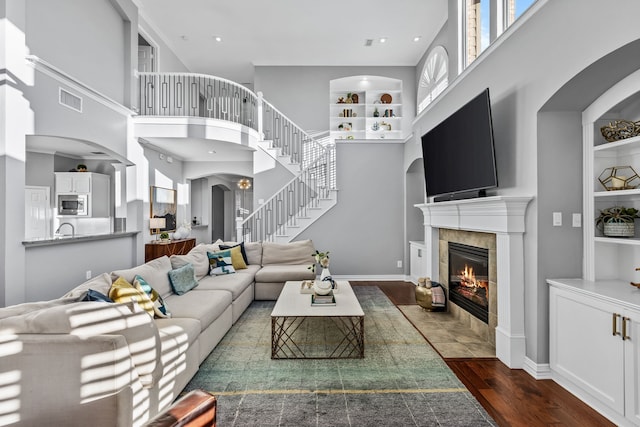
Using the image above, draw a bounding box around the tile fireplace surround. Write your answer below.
[416,196,533,368]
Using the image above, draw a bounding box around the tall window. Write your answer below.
[465,0,488,66]
[463,0,537,68]
[417,46,449,114]
[506,0,536,27]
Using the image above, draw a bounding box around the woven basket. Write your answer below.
[603,222,635,237]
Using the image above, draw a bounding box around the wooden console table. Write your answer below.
[145,238,196,262]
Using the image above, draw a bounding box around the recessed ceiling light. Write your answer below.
[379,37,387,43]
[413,36,422,42]
[214,36,223,42]
[208,150,216,154]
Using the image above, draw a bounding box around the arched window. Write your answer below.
[417,46,449,114]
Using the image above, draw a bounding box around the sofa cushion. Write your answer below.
[0,296,82,320]
[111,256,174,298]
[155,317,201,349]
[196,265,258,299]
[62,272,113,300]
[261,240,315,265]
[170,248,210,281]
[109,276,155,317]
[219,244,247,270]
[244,241,263,265]
[168,263,199,295]
[207,250,236,275]
[164,290,232,332]
[254,264,316,283]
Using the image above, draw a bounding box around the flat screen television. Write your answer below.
[421,88,498,202]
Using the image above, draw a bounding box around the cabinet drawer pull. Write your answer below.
[613,313,621,336]
[622,316,630,341]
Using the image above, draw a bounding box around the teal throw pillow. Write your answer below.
[207,250,236,275]
[167,263,198,295]
[134,275,171,318]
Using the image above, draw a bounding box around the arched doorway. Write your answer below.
[211,185,226,241]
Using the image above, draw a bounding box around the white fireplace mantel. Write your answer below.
[415,195,533,368]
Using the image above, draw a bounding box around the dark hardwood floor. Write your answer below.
[351,281,614,427]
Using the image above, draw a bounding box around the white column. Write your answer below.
[0,1,29,305]
[495,231,526,368]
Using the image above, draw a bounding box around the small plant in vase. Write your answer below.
[309,250,330,278]
[596,206,639,237]
[159,232,170,242]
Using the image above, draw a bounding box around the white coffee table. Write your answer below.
[271,280,365,359]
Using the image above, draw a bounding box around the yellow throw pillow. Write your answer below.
[226,244,247,270]
[109,276,155,317]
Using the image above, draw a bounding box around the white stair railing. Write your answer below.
[136,72,336,242]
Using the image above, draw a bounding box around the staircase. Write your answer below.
[238,97,337,242]
[136,72,337,243]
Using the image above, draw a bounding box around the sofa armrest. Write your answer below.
[0,332,146,426]
[0,301,163,388]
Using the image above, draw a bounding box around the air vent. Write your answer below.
[364,39,373,47]
[59,88,83,112]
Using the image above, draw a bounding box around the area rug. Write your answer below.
[183,286,497,426]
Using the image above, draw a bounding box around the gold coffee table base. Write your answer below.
[271,315,364,359]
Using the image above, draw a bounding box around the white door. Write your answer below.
[25,186,50,240]
[138,45,154,72]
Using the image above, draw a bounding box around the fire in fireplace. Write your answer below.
[448,242,489,323]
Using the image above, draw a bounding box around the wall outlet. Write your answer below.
[85,270,92,280]
[553,212,562,226]
[397,260,402,268]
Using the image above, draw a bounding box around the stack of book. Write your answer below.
[311,293,336,306]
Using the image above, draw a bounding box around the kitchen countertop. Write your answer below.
[22,231,139,247]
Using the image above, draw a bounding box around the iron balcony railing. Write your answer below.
[136,72,336,242]
[138,72,258,129]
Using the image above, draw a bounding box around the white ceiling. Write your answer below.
[134,0,448,84]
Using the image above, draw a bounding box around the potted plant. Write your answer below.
[159,231,170,242]
[596,206,639,237]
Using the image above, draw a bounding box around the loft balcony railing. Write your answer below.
[138,72,258,129]
[136,72,336,242]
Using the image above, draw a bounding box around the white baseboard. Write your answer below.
[522,357,552,379]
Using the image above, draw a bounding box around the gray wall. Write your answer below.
[255,66,416,133]
[25,236,135,301]
[26,0,126,103]
[298,142,405,277]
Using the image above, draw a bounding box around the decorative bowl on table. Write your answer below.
[313,280,333,295]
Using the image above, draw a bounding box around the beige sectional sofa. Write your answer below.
[0,239,316,426]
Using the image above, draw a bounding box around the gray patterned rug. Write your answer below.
[184,286,496,426]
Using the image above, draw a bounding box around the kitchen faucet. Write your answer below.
[55,222,75,237]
